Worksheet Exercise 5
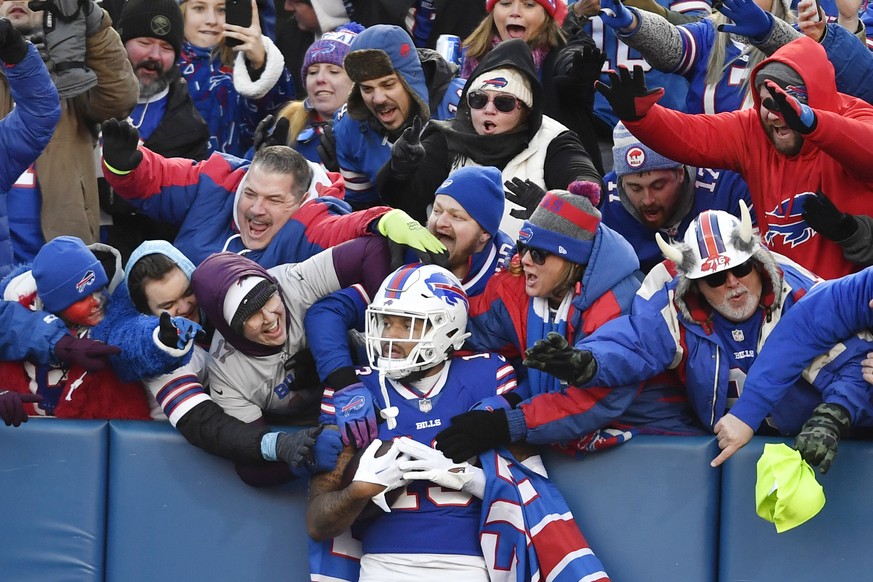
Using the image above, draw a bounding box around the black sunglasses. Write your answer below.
[701,261,754,288]
[467,90,521,113]
[517,242,550,265]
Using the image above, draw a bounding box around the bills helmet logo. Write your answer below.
[76,270,97,293]
[518,226,533,245]
[425,273,468,308]
[481,77,508,90]
[764,193,815,248]
[626,147,646,169]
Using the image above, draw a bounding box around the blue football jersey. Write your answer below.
[353,354,517,556]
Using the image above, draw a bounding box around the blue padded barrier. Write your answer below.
[0,419,108,582]
[719,437,873,582]
[105,421,311,582]
[544,436,721,582]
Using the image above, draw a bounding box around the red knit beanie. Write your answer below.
[485,0,568,25]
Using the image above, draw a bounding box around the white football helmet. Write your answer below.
[365,264,470,379]
[657,200,757,279]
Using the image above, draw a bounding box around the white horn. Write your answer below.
[739,199,753,244]
[656,233,684,265]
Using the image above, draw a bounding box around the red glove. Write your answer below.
[595,65,664,121]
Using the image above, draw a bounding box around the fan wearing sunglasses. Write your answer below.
[434,188,657,463]
[449,201,863,470]
[377,38,601,237]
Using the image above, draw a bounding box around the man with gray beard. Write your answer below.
[520,203,872,471]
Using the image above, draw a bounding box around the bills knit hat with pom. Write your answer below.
[518,190,601,265]
[612,122,680,178]
[223,276,279,334]
[33,236,109,314]
[468,67,533,109]
[435,166,505,237]
[486,0,568,24]
[301,23,364,83]
[118,0,185,58]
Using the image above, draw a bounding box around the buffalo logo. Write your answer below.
[309,45,337,59]
[425,273,468,308]
[518,227,533,245]
[785,84,809,104]
[481,77,508,90]
[76,270,97,293]
[400,43,411,57]
[341,395,366,416]
[763,193,815,248]
[701,254,730,273]
[626,147,646,169]
[439,178,453,190]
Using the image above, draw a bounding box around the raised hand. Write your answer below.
[253,114,291,150]
[101,118,143,174]
[715,0,775,40]
[595,65,664,121]
[761,80,817,134]
[389,115,426,179]
[505,178,547,220]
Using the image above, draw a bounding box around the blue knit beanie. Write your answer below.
[33,236,108,313]
[612,122,680,178]
[435,166,505,237]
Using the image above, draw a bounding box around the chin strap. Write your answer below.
[377,373,400,430]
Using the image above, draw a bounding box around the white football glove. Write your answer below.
[395,437,486,499]
[353,438,409,512]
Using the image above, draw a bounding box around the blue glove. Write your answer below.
[599,0,635,30]
[157,311,204,350]
[306,428,343,475]
[333,383,379,449]
[715,0,774,40]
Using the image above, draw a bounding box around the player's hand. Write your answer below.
[710,413,755,467]
[331,383,378,449]
[353,439,409,512]
[396,437,486,499]
[595,65,664,121]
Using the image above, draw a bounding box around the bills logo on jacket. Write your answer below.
[764,193,815,248]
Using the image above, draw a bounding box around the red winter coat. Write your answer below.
[625,35,873,280]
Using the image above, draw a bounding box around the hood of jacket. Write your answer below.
[575,222,641,312]
[454,38,544,142]
[191,252,288,357]
[344,24,431,124]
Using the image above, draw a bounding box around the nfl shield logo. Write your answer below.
[418,398,432,413]
[732,329,744,342]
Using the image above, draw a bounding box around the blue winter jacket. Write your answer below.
[731,265,873,429]
[0,44,61,275]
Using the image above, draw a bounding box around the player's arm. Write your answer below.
[306,445,380,542]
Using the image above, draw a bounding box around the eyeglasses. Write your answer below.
[517,242,551,265]
[701,261,754,288]
[467,91,522,113]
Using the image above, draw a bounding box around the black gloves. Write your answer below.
[157,312,205,351]
[0,390,42,427]
[595,65,664,121]
[523,331,598,386]
[435,409,511,463]
[505,178,547,220]
[0,18,29,65]
[101,118,143,173]
[553,42,606,106]
[276,426,320,468]
[253,114,290,151]
[54,334,121,372]
[793,403,851,474]
[317,124,339,173]
[802,191,858,242]
[389,115,426,179]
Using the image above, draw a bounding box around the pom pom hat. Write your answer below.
[518,190,601,266]
[33,236,108,314]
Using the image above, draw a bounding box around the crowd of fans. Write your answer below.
[1,0,872,577]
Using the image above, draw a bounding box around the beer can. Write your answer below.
[436,34,462,68]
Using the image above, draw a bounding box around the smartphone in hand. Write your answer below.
[224,0,252,47]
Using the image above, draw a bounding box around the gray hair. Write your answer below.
[250,146,313,200]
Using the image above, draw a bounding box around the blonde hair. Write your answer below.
[703,0,796,93]
[179,1,236,67]
[463,11,566,63]
[275,100,314,146]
